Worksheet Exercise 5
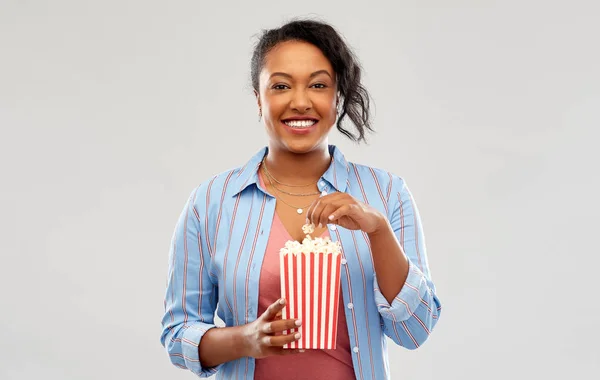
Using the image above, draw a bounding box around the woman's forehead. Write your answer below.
[262,40,334,78]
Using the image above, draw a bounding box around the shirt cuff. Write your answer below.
[374,259,429,322]
[181,323,223,377]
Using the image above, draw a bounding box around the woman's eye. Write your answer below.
[312,83,327,89]
[272,84,289,90]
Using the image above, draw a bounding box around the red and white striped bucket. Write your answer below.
[280,251,342,349]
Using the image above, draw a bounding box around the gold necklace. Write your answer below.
[261,157,326,188]
[265,171,316,215]
[262,166,321,196]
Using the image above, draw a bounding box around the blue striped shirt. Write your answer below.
[160,145,442,379]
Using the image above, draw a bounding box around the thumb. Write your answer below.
[328,204,353,222]
[262,298,286,321]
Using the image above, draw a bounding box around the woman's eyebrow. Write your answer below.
[269,70,333,80]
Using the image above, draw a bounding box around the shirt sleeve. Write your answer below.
[160,186,222,377]
[374,176,442,349]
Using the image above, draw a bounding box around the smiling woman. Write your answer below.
[257,41,339,152]
[251,21,373,147]
[160,19,442,380]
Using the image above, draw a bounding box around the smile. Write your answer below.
[283,119,318,129]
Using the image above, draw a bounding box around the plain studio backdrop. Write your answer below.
[1,1,599,379]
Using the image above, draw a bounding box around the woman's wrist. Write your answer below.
[367,213,392,238]
[199,324,251,368]
[235,324,251,357]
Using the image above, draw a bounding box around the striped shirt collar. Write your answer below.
[232,144,350,196]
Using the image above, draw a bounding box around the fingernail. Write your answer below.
[279,298,286,305]
[328,214,334,220]
[318,223,322,228]
[295,320,302,326]
[294,333,301,339]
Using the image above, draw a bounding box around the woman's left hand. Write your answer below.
[306,192,388,234]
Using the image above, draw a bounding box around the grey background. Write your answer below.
[1,0,598,379]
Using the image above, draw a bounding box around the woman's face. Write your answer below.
[256,40,338,154]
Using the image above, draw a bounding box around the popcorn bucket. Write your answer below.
[280,250,342,349]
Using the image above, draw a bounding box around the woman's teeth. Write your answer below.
[284,120,317,128]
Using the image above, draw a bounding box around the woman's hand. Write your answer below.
[306,192,388,234]
[241,298,304,359]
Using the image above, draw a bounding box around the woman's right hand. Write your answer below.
[241,298,304,359]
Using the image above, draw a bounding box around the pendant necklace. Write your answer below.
[265,170,314,214]
[261,156,329,215]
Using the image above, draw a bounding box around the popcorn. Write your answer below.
[302,223,315,235]
[279,226,343,350]
[279,235,342,257]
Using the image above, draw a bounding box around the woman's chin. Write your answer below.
[281,137,327,154]
[266,124,332,154]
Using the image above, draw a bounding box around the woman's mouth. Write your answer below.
[281,119,319,135]
[283,119,318,129]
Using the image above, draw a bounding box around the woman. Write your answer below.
[160,19,442,379]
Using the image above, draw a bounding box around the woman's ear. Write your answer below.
[254,89,261,107]
[254,90,262,120]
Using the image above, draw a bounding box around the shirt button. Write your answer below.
[347,303,354,309]
[329,225,337,231]
[321,191,328,196]
[341,259,347,265]
[353,346,359,353]
[319,181,325,187]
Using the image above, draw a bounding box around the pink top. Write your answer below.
[253,174,355,380]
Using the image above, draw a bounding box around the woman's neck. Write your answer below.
[263,144,332,186]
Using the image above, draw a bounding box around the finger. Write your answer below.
[306,193,345,226]
[304,199,316,223]
[264,318,302,334]
[311,200,330,228]
[261,298,286,321]
[312,195,346,225]
[305,192,333,224]
[309,200,326,228]
[306,199,321,226]
[317,203,338,228]
[263,331,301,347]
[328,204,353,222]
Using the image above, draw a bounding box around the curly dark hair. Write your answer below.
[251,19,374,143]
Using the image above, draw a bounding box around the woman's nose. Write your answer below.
[290,89,312,112]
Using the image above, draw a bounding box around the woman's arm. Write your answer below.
[161,186,304,376]
[160,186,224,377]
[306,173,442,349]
[367,221,409,304]
[199,298,302,367]
[371,176,442,349]
[198,325,248,368]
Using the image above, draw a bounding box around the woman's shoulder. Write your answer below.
[345,160,407,191]
[188,165,248,206]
